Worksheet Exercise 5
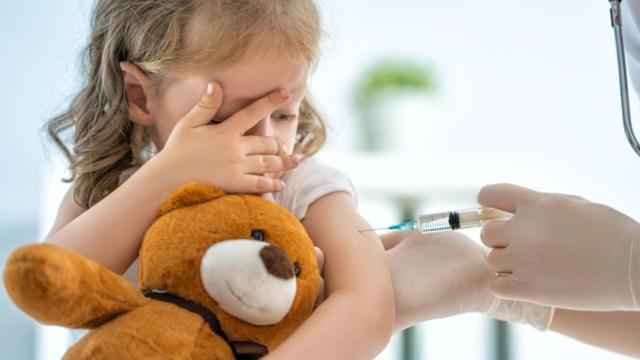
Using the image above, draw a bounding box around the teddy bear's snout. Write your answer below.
[200,239,297,326]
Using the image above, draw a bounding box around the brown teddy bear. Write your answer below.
[3,183,320,359]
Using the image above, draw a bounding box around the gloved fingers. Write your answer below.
[487,248,512,274]
[478,183,544,213]
[550,192,587,202]
[489,274,527,301]
[380,231,406,250]
[481,219,510,248]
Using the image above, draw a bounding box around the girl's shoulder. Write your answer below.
[118,147,157,185]
[273,158,358,220]
[44,183,86,242]
[118,166,141,185]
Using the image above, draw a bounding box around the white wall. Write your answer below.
[1,1,91,224]
[313,0,640,219]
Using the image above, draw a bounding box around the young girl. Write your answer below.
[44,0,394,358]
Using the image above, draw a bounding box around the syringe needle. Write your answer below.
[358,227,389,232]
[359,221,417,233]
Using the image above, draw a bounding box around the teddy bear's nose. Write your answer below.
[259,245,294,280]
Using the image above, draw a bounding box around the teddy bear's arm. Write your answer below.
[3,243,147,329]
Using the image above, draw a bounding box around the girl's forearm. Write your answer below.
[45,157,181,274]
[265,290,394,360]
[550,309,640,358]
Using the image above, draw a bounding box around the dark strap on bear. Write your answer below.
[143,290,240,358]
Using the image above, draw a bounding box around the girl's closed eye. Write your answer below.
[272,113,298,122]
[208,112,298,125]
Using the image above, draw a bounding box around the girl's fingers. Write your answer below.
[281,154,301,171]
[220,89,290,134]
[239,175,286,194]
[314,246,325,275]
[180,82,224,129]
[314,276,326,309]
[245,155,299,174]
[242,136,282,156]
[313,245,326,309]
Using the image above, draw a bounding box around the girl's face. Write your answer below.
[147,55,310,155]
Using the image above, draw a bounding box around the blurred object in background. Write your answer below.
[353,60,438,153]
[1,1,91,359]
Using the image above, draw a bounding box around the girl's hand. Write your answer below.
[313,246,326,308]
[154,82,298,193]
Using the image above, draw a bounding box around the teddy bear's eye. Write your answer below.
[293,262,301,277]
[251,230,265,241]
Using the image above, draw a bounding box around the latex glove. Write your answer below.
[479,183,640,311]
[382,231,554,332]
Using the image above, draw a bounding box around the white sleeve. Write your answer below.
[274,158,358,220]
[622,0,640,95]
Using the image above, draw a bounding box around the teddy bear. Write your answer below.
[3,182,320,359]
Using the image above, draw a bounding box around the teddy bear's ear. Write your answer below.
[159,182,225,215]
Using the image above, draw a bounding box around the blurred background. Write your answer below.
[2,0,639,359]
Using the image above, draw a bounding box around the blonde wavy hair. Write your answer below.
[47,0,326,209]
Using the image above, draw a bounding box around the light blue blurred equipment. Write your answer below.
[362,207,511,234]
[609,0,640,157]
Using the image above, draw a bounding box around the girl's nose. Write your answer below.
[245,117,273,137]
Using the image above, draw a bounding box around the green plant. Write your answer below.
[355,60,436,105]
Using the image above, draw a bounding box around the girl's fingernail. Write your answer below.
[279,89,290,99]
[280,180,286,189]
[282,143,289,153]
[207,83,215,96]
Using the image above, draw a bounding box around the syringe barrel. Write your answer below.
[416,211,454,233]
[456,208,511,229]
[416,208,511,233]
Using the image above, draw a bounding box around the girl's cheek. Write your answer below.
[153,86,201,147]
[154,109,182,148]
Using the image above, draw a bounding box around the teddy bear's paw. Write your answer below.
[4,244,85,324]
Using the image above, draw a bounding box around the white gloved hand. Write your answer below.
[383,231,554,332]
[478,183,640,311]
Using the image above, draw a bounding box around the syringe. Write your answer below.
[361,207,511,234]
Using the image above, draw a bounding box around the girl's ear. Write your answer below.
[120,61,153,126]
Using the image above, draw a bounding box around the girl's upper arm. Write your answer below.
[44,184,86,242]
[302,191,389,294]
[293,191,394,352]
